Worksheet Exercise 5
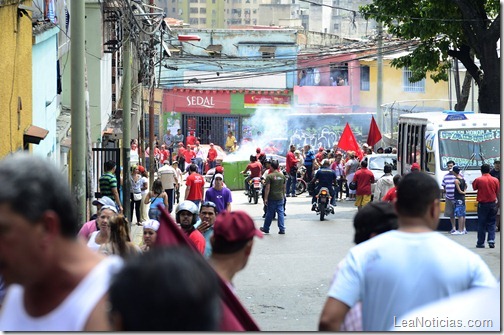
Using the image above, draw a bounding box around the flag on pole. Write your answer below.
[366,116,382,147]
[337,123,363,159]
[155,206,260,331]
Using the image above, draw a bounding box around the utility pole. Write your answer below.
[148,0,156,186]
[122,40,132,220]
[71,0,86,223]
[376,22,383,145]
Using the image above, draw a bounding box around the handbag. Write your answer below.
[133,193,142,201]
[348,180,357,191]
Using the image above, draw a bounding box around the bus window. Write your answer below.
[426,151,435,173]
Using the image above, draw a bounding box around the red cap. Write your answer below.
[137,165,145,173]
[190,131,194,135]
[196,141,200,145]
[215,166,224,173]
[319,147,324,151]
[256,147,261,153]
[335,151,342,156]
[213,211,263,243]
[411,162,420,171]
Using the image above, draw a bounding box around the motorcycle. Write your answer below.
[314,187,335,221]
[243,172,262,204]
[296,165,307,195]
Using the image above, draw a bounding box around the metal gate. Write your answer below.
[182,114,242,148]
[92,147,121,199]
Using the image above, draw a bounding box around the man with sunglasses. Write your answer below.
[204,173,232,214]
[196,201,219,258]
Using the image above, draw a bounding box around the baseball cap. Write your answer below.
[213,211,263,253]
[215,166,224,173]
[256,147,261,153]
[190,131,194,135]
[411,162,420,171]
[137,165,145,173]
[143,219,160,232]
[210,143,214,146]
[214,173,224,180]
[452,165,461,174]
[163,160,169,164]
[178,142,183,146]
[100,205,118,214]
[319,147,324,151]
[92,196,116,207]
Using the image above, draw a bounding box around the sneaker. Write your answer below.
[259,227,269,234]
[345,197,351,201]
[489,242,495,248]
[278,231,285,234]
[286,194,291,197]
[311,203,317,211]
[476,244,485,248]
[450,230,460,235]
[292,194,297,197]
[461,229,468,234]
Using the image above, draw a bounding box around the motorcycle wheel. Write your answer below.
[248,191,252,203]
[319,202,326,221]
[296,179,307,195]
[254,190,259,204]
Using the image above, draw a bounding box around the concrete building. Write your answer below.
[158,28,298,147]
[0,0,35,156]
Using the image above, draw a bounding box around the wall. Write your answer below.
[0,1,33,156]
[32,26,59,161]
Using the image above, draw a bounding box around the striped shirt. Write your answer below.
[441,172,456,200]
[99,172,117,198]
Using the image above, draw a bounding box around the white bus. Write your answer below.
[397,111,500,214]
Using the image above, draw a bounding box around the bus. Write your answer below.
[397,111,500,215]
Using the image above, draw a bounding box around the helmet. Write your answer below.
[176,201,199,225]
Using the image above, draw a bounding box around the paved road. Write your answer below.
[228,190,501,331]
[129,186,500,331]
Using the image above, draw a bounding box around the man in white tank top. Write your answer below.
[0,153,123,331]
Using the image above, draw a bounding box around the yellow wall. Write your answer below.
[0,1,33,156]
[359,60,450,109]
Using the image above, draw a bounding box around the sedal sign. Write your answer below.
[186,95,215,108]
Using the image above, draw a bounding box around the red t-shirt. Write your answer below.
[186,135,197,146]
[473,173,500,203]
[245,162,262,178]
[286,151,298,172]
[207,148,218,161]
[353,167,375,195]
[315,152,325,163]
[186,173,205,200]
[382,186,397,202]
[159,149,170,163]
[184,149,196,163]
[178,147,186,158]
[188,229,206,254]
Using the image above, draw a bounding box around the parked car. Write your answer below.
[361,153,397,194]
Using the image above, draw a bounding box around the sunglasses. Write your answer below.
[201,201,217,209]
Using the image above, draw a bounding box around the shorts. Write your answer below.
[355,195,371,207]
[444,199,455,218]
[454,199,466,218]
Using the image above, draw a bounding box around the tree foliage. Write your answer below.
[360,0,500,114]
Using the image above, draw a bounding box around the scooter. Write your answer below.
[243,172,262,204]
[314,187,335,221]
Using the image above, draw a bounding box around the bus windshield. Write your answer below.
[438,128,500,170]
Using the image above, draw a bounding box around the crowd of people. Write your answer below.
[0,131,500,330]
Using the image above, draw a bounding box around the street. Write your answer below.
[130,186,500,331]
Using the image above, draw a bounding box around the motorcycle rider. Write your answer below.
[311,159,337,211]
[241,154,263,195]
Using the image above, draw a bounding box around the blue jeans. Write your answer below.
[477,202,497,246]
[286,174,297,196]
[263,199,285,233]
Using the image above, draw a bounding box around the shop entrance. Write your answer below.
[182,114,242,148]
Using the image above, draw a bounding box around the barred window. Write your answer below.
[403,67,425,93]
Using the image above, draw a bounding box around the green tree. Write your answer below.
[360,0,500,114]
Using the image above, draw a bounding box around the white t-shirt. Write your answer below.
[328,230,497,331]
[392,286,500,331]
[0,256,123,331]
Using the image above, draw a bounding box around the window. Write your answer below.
[200,7,206,14]
[259,46,276,59]
[190,7,198,13]
[200,0,206,2]
[213,0,216,3]
[330,63,348,86]
[403,67,425,93]
[172,7,175,12]
[360,65,370,91]
[200,18,206,24]
[333,23,339,30]
[189,18,199,24]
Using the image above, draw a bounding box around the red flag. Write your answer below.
[337,123,363,159]
[155,206,260,331]
[366,116,382,147]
